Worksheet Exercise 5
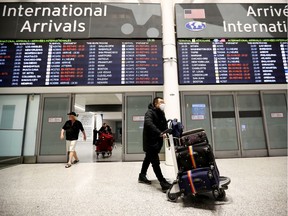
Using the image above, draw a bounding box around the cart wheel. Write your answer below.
[96,153,99,158]
[102,152,105,158]
[213,188,226,201]
[166,188,178,202]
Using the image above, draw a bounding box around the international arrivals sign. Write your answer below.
[175,3,287,38]
[0,3,162,39]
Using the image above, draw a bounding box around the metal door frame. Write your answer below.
[181,91,241,158]
[260,90,288,156]
[208,92,241,158]
[181,90,287,158]
[123,92,165,161]
[181,91,212,146]
[235,91,268,157]
[36,93,72,163]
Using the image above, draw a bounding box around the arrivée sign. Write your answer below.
[0,2,162,39]
[175,3,287,38]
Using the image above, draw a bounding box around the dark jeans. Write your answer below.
[140,150,164,182]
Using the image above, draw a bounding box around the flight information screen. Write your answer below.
[0,39,163,87]
[177,39,288,84]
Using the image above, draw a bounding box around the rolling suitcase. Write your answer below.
[176,143,215,172]
[178,167,219,196]
[180,128,208,146]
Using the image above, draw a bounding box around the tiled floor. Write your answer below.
[0,157,287,216]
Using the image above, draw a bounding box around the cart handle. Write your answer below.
[162,128,173,135]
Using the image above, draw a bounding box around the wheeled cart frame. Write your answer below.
[165,133,231,202]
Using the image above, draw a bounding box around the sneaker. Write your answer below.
[160,179,172,192]
[138,174,152,185]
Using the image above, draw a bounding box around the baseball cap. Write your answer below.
[67,112,77,116]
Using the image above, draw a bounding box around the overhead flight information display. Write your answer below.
[0,39,163,87]
[178,39,288,84]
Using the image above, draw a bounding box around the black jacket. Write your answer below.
[143,103,168,153]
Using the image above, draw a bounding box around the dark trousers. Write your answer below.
[140,150,164,182]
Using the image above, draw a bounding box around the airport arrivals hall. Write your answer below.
[0,0,287,215]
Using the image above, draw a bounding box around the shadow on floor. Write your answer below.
[182,193,232,210]
[0,157,22,170]
[149,179,232,211]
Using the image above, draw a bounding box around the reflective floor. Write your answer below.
[77,141,122,162]
[0,157,287,216]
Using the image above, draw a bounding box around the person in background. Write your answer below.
[138,97,172,192]
[99,123,107,133]
[60,112,86,168]
[99,123,112,134]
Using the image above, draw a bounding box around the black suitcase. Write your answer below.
[180,128,208,146]
[176,143,215,172]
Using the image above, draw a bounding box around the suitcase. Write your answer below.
[178,167,219,196]
[180,128,208,146]
[176,143,215,172]
[96,132,113,152]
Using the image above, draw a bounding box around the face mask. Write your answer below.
[159,103,165,111]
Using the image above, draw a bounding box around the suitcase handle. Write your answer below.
[193,178,203,184]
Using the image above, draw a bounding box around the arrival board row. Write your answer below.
[177,39,288,84]
[0,39,163,86]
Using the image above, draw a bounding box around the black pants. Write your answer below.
[140,150,164,182]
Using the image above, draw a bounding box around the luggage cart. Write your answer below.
[95,132,114,158]
[164,129,231,202]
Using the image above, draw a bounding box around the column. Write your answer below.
[161,0,181,166]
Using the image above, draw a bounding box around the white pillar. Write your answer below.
[161,0,181,166]
[95,114,103,130]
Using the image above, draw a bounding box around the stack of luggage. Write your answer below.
[95,132,114,158]
[166,127,230,202]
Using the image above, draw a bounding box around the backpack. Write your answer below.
[168,119,184,138]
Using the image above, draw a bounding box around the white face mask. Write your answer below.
[159,103,165,111]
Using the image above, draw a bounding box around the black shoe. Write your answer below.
[138,174,152,185]
[160,179,172,192]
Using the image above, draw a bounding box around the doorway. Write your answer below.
[37,94,71,163]
[74,93,123,162]
[36,92,164,162]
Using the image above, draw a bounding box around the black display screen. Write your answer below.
[0,39,163,87]
[177,39,288,84]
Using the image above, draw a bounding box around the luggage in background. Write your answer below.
[96,132,114,157]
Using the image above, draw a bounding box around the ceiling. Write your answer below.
[75,94,122,107]
[74,93,123,120]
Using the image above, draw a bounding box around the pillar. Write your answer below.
[161,0,181,165]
